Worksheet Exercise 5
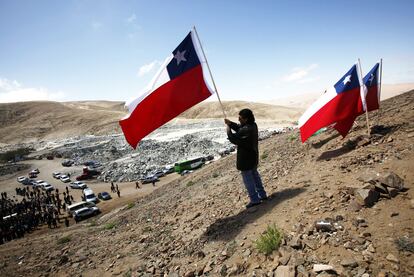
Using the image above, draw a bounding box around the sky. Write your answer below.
[0,0,413,103]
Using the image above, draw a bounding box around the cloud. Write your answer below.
[126,14,136,23]
[137,61,161,77]
[91,21,103,30]
[282,64,319,82]
[0,78,65,103]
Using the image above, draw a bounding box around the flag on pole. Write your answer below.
[298,64,363,143]
[119,31,215,148]
[333,61,382,137]
[361,62,381,112]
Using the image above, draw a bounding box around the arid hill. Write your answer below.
[0,100,301,145]
[0,91,412,276]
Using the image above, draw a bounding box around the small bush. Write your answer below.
[127,202,135,209]
[104,222,117,230]
[212,173,219,178]
[261,152,268,160]
[89,220,97,227]
[288,134,297,142]
[255,224,283,255]
[57,236,71,245]
[186,181,194,187]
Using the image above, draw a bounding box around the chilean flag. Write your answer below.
[298,64,363,143]
[119,31,214,148]
[361,62,381,112]
[333,62,382,137]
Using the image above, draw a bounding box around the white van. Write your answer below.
[66,201,96,215]
[83,188,99,204]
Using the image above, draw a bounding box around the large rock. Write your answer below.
[379,172,404,191]
[355,188,380,207]
[275,265,295,277]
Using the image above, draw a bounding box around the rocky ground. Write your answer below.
[0,91,413,277]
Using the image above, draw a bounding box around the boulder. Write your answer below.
[355,188,380,207]
[379,172,404,191]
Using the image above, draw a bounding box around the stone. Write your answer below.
[410,199,414,209]
[340,258,358,268]
[390,212,399,217]
[184,270,195,277]
[379,172,404,191]
[274,265,295,277]
[355,188,380,207]
[289,236,303,249]
[385,253,399,263]
[313,264,334,272]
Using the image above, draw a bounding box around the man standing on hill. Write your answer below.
[225,109,268,208]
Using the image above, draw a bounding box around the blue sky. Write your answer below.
[0,0,413,103]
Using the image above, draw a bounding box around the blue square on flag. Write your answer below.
[167,33,201,80]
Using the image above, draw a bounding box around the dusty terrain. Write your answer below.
[0,91,413,276]
[0,100,301,145]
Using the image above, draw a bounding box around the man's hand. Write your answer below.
[224,118,231,125]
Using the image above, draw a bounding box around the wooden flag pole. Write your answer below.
[358,59,370,136]
[192,26,227,119]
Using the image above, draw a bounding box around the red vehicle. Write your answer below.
[76,167,100,181]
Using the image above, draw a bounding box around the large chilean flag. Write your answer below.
[333,62,382,137]
[119,31,214,148]
[298,64,362,143]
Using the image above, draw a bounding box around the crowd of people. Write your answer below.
[0,185,74,244]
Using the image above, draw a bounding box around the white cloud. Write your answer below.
[137,61,161,77]
[91,21,103,30]
[0,78,65,103]
[126,14,136,23]
[282,64,319,82]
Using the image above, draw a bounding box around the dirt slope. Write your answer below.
[0,91,413,276]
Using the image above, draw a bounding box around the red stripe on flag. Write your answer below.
[300,88,361,142]
[119,65,212,148]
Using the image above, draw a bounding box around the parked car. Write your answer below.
[62,159,74,167]
[52,172,62,179]
[66,201,96,215]
[163,165,175,175]
[31,168,40,174]
[28,171,37,178]
[141,175,159,184]
[17,176,29,183]
[83,188,99,203]
[34,180,47,188]
[70,181,87,189]
[60,175,71,183]
[73,206,100,221]
[42,183,54,191]
[153,170,166,178]
[97,192,112,201]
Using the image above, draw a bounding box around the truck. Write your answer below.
[76,167,101,181]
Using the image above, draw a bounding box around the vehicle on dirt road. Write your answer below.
[73,206,100,222]
[70,181,87,189]
[98,192,112,201]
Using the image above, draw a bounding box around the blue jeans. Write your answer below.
[241,168,267,203]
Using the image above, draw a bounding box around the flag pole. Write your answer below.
[358,59,370,136]
[192,26,227,119]
[377,58,383,123]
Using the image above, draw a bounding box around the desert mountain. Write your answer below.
[0,100,301,145]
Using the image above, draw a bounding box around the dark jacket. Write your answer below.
[227,121,259,171]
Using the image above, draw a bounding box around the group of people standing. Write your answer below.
[0,185,73,244]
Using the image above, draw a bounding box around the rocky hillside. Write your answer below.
[0,100,300,145]
[0,91,413,276]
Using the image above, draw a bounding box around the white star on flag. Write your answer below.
[342,75,351,85]
[174,50,187,66]
[368,73,375,85]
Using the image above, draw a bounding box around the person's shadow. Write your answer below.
[201,187,306,242]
